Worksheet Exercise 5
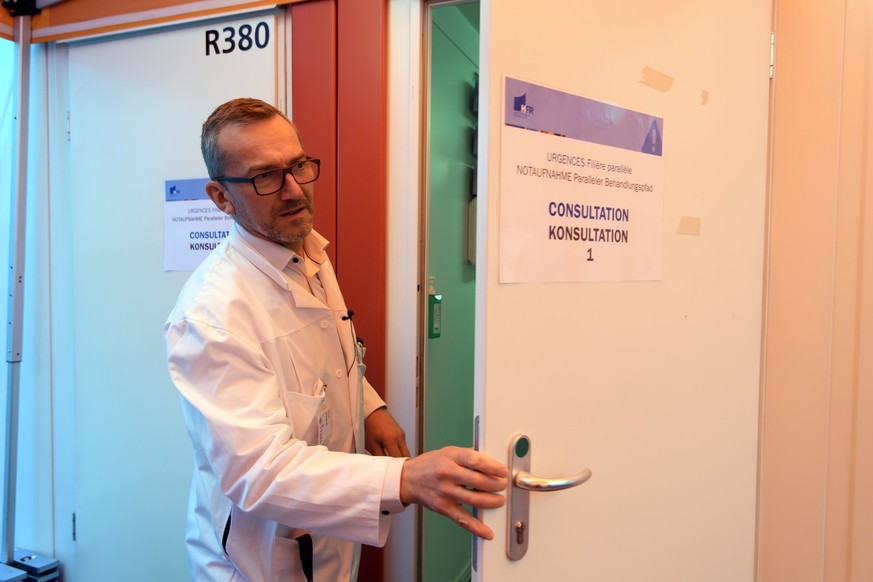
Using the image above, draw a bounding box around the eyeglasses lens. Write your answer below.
[253,161,319,195]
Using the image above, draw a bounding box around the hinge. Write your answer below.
[769,32,775,79]
[72,512,76,541]
[66,111,71,142]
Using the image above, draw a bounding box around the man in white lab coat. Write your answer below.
[164,98,507,581]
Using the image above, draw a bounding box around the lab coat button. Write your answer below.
[335,369,343,378]
[320,320,329,329]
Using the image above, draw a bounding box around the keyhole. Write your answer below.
[515,520,526,544]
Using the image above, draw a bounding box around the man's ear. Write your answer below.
[206,180,235,215]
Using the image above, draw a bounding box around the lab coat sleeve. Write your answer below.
[166,316,400,546]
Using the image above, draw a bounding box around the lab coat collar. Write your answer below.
[229,222,334,311]
[232,222,330,270]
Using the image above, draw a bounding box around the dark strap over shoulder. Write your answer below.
[296,533,314,582]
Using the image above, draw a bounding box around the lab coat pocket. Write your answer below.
[285,381,327,445]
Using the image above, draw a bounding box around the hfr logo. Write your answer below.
[513,93,534,116]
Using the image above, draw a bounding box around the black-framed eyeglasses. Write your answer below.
[215,158,321,196]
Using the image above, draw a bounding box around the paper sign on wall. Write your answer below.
[499,77,663,283]
[163,178,233,272]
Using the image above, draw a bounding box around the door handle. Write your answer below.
[507,433,592,561]
[515,468,592,492]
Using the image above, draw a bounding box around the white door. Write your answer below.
[474,1,771,580]
[52,11,282,580]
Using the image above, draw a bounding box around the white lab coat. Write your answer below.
[165,225,402,581]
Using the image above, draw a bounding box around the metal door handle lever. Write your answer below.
[515,468,592,492]
[507,433,592,561]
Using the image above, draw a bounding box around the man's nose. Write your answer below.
[279,172,305,198]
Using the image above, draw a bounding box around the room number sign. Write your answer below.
[205,22,271,55]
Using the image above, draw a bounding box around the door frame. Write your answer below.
[385,1,423,578]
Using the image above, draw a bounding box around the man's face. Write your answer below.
[208,115,314,252]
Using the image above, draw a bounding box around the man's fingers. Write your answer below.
[453,447,509,479]
[375,438,410,458]
[458,488,506,510]
[449,508,495,540]
[443,449,508,493]
[364,407,410,457]
[399,446,508,539]
[455,469,508,494]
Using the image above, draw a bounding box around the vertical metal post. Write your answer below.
[3,12,32,569]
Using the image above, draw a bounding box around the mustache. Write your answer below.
[279,199,313,215]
